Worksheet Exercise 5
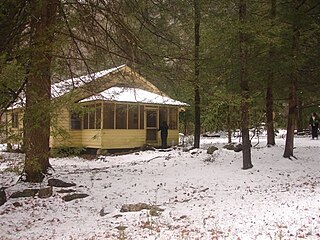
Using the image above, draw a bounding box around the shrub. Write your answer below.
[50,146,85,157]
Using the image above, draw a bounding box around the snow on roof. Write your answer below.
[6,97,25,110]
[80,87,189,106]
[51,65,126,98]
[8,65,126,110]
[7,65,189,109]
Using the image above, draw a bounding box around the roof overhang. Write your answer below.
[79,87,189,107]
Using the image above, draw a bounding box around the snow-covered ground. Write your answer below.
[0,135,320,240]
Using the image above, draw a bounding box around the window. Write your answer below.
[82,103,101,129]
[70,112,82,130]
[140,106,144,129]
[128,105,139,129]
[146,110,157,128]
[116,104,127,129]
[103,103,114,129]
[159,107,167,126]
[83,109,89,129]
[169,108,178,130]
[96,105,101,129]
[11,112,19,128]
[88,110,95,129]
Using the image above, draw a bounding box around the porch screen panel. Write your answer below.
[146,129,157,141]
[128,105,138,129]
[140,106,144,129]
[146,110,157,141]
[83,110,89,129]
[159,107,167,125]
[169,108,178,130]
[89,111,95,129]
[116,104,127,129]
[11,112,19,128]
[146,110,157,127]
[88,106,95,129]
[96,104,101,129]
[103,103,114,129]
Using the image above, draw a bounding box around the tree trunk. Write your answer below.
[283,78,297,158]
[227,127,232,144]
[239,0,253,169]
[193,0,201,148]
[283,1,299,158]
[24,0,58,182]
[227,108,232,143]
[266,0,276,146]
[266,82,275,145]
[296,97,303,132]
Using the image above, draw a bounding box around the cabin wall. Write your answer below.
[167,130,179,146]
[81,130,102,148]
[101,129,146,149]
[5,109,24,146]
[50,107,80,148]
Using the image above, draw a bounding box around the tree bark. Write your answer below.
[296,97,303,132]
[283,0,299,158]
[283,77,297,158]
[266,0,276,146]
[227,110,232,143]
[193,0,201,148]
[239,0,253,169]
[24,0,58,182]
[266,82,275,145]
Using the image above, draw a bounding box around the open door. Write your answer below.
[146,110,158,142]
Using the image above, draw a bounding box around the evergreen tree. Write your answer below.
[23,0,59,182]
[193,0,201,148]
[239,0,253,169]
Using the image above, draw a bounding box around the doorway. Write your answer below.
[146,110,158,142]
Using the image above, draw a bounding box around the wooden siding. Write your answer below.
[5,109,24,145]
[101,129,145,149]
[50,107,72,148]
[51,128,179,149]
[167,130,180,146]
[81,130,102,148]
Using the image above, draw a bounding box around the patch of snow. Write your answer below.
[0,135,320,239]
[80,87,189,106]
[51,65,126,98]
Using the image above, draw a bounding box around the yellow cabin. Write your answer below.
[5,65,188,151]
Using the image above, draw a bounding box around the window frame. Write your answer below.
[70,112,82,130]
[115,104,128,129]
[169,107,178,130]
[11,112,19,129]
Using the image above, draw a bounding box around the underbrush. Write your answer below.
[50,146,85,158]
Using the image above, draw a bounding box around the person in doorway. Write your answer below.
[309,112,319,140]
[158,121,169,148]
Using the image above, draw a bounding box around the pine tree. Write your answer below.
[23,0,59,182]
[193,0,201,148]
[266,0,277,146]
